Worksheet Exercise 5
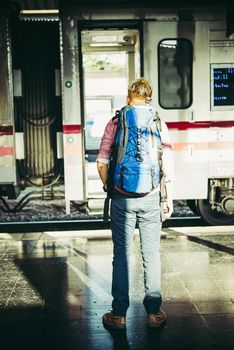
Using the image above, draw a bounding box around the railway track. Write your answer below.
[0,216,205,233]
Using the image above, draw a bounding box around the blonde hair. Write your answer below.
[128,78,152,101]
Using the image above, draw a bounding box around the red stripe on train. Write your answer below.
[63,125,81,134]
[172,141,234,151]
[0,147,15,156]
[0,126,14,135]
[166,121,234,130]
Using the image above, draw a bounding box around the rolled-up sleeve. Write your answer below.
[97,118,118,164]
[161,121,175,183]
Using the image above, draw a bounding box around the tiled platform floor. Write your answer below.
[0,227,234,350]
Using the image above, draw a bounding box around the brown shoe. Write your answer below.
[147,310,167,328]
[102,311,126,329]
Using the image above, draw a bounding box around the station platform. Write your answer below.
[0,226,234,350]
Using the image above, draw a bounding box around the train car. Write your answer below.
[0,1,234,225]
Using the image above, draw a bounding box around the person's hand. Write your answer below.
[103,183,108,192]
[162,200,173,219]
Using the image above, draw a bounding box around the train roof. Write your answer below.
[1,0,234,11]
[1,0,234,36]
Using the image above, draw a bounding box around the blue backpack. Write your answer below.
[111,105,162,194]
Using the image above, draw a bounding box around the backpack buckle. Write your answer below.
[136,153,143,162]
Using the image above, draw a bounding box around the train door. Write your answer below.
[80,28,141,211]
[143,20,210,200]
[12,20,62,191]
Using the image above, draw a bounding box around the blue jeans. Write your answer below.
[111,190,162,316]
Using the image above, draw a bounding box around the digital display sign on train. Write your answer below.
[212,66,234,107]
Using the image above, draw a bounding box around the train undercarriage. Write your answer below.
[188,178,234,225]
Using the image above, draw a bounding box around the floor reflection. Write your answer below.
[103,327,130,350]
[0,229,234,349]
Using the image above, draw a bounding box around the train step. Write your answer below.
[87,198,106,215]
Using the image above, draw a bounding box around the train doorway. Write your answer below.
[12,20,63,189]
[80,27,141,208]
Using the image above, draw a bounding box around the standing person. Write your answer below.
[97,78,174,329]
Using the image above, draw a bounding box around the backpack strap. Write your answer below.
[153,112,168,221]
[160,175,167,222]
[154,110,162,132]
[117,106,130,163]
[112,109,121,122]
[103,110,122,222]
[106,110,121,197]
[153,112,163,176]
[103,197,110,223]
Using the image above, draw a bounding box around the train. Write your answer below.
[0,1,234,225]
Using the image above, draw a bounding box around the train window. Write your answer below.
[210,64,234,111]
[85,97,113,151]
[158,39,193,109]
